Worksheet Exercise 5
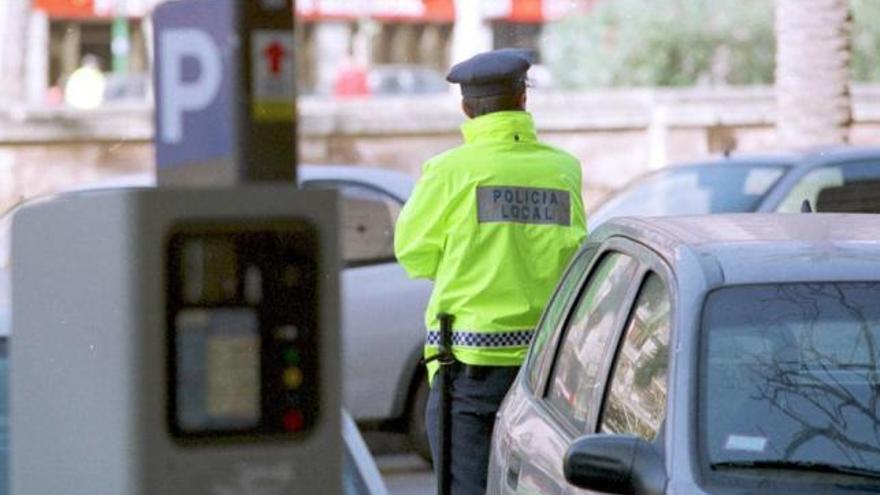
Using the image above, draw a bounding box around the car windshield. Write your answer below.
[702,283,880,479]
[590,164,787,228]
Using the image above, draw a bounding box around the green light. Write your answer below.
[284,348,300,365]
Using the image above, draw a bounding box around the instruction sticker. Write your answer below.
[477,186,571,226]
[251,30,295,122]
[724,434,768,452]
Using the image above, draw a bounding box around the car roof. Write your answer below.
[672,152,800,169]
[593,213,880,286]
[790,145,880,168]
[297,165,415,200]
[662,146,880,172]
[45,165,416,202]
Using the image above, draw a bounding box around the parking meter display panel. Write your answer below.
[167,220,320,440]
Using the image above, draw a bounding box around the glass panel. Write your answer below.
[777,161,880,213]
[703,283,880,475]
[600,274,671,441]
[591,164,787,226]
[526,247,596,391]
[303,181,402,265]
[545,252,639,431]
[342,443,371,495]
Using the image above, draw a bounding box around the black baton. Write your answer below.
[436,312,455,495]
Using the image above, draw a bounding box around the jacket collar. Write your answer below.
[461,111,538,145]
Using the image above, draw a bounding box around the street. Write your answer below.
[376,454,435,495]
[365,432,435,495]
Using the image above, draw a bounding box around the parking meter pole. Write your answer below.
[437,312,455,495]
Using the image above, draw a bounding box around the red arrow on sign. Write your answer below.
[263,41,286,76]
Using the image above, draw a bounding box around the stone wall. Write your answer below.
[3,86,880,213]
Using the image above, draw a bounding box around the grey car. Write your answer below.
[488,213,880,495]
[589,147,880,229]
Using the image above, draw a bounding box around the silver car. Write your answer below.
[299,166,433,455]
[0,165,434,455]
[488,213,880,495]
[589,147,880,229]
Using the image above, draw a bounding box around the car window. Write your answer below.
[545,252,640,431]
[590,164,787,228]
[777,160,880,213]
[703,283,880,478]
[599,273,671,441]
[525,246,597,392]
[302,181,402,267]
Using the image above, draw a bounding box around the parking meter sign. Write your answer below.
[251,31,295,122]
[152,0,296,185]
[153,0,237,172]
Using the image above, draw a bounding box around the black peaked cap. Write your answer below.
[446,48,533,97]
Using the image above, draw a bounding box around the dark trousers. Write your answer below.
[426,364,519,495]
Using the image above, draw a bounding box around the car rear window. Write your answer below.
[590,164,787,227]
[777,160,880,213]
[701,283,880,480]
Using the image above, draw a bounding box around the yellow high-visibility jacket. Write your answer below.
[394,111,587,381]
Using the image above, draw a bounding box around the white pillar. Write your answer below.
[352,19,378,67]
[451,0,492,65]
[25,11,49,106]
[314,21,353,95]
[0,0,31,105]
[647,104,668,170]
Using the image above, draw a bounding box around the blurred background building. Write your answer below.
[2,0,598,106]
[0,0,878,215]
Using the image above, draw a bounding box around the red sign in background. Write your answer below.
[509,0,542,22]
[33,0,95,18]
[34,0,584,23]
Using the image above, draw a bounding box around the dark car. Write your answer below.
[589,147,880,229]
[488,213,880,495]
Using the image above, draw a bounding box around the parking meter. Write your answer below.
[11,187,340,495]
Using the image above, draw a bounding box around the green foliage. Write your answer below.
[543,0,880,88]
[541,0,775,88]
[851,0,880,82]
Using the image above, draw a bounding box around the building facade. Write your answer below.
[7,0,594,105]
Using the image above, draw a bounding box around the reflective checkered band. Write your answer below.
[426,330,534,348]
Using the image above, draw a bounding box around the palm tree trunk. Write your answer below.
[775,0,852,147]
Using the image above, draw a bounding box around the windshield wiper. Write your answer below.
[712,460,880,480]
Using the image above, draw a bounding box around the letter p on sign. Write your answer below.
[158,29,222,144]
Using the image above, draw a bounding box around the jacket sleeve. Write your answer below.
[394,161,448,280]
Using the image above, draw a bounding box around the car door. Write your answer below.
[490,244,595,495]
[562,249,674,495]
[301,180,431,421]
[498,243,644,495]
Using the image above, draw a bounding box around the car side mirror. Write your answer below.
[563,434,666,495]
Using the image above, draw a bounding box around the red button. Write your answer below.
[283,410,305,432]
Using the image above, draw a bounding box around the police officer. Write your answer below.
[394,48,587,494]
